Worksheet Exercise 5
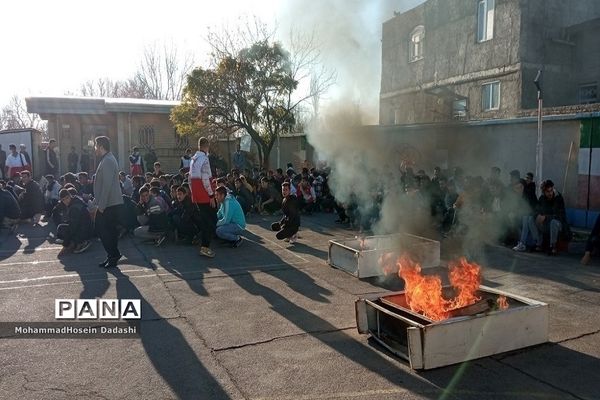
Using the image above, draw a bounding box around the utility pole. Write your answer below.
[534,70,543,196]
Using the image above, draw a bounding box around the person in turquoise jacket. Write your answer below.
[215,186,245,247]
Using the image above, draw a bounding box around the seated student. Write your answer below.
[233,177,254,214]
[43,174,61,221]
[581,214,600,265]
[77,172,94,201]
[297,176,316,214]
[119,171,134,196]
[134,186,170,246]
[56,189,93,255]
[215,186,245,247]
[534,179,570,255]
[271,182,300,243]
[149,179,171,207]
[0,183,21,232]
[258,177,282,215]
[170,186,201,242]
[18,171,44,224]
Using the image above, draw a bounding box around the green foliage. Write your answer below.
[171,40,300,167]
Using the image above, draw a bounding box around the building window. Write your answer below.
[477,0,495,42]
[482,81,500,111]
[138,125,155,148]
[579,84,598,104]
[409,25,425,62]
[453,99,468,119]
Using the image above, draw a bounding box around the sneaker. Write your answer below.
[232,237,243,248]
[289,234,298,244]
[512,242,526,252]
[55,238,64,245]
[155,235,167,247]
[73,240,92,254]
[199,246,215,258]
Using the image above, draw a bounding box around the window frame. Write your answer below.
[579,83,598,104]
[477,0,495,43]
[409,25,425,63]
[482,81,501,111]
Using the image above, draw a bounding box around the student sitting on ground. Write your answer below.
[170,186,201,243]
[233,177,254,214]
[56,189,93,255]
[18,171,44,225]
[271,182,300,243]
[0,183,21,233]
[215,186,245,247]
[43,174,61,222]
[258,177,282,215]
[134,186,170,246]
[534,179,571,255]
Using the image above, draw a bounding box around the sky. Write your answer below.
[0,0,425,109]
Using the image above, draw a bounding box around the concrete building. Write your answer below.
[25,96,314,175]
[380,0,600,125]
[377,0,600,228]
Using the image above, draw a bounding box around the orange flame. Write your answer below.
[396,255,483,321]
[497,295,509,310]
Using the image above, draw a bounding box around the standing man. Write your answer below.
[232,144,246,171]
[190,137,216,258]
[129,147,144,176]
[93,136,124,268]
[180,148,192,173]
[5,144,27,179]
[80,149,91,174]
[45,139,59,176]
[19,144,32,172]
[67,147,79,173]
[0,144,6,179]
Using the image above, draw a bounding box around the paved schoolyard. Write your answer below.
[0,213,599,400]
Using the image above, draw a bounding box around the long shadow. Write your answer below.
[206,260,443,399]
[0,230,21,262]
[58,241,231,399]
[287,242,329,259]
[108,268,232,400]
[17,225,48,255]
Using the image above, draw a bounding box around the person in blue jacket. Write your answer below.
[215,186,245,247]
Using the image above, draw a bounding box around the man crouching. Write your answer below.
[271,182,300,243]
[57,189,93,256]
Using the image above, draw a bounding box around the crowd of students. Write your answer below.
[1,138,599,266]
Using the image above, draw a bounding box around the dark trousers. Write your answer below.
[197,203,216,247]
[586,214,600,252]
[271,222,299,240]
[96,205,122,259]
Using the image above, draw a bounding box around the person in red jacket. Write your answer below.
[189,137,217,258]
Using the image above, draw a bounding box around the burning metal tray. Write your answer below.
[355,285,548,370]
[328,234,440,278]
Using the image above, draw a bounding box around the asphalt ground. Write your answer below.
[0,213,598,400]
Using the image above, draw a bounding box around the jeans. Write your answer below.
[520,215,540,245]
[134,225,163,240]
[216,223,243,241]
[547,219,562,247]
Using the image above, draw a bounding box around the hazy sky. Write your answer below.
[0,0,424,108]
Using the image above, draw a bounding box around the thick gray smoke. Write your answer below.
[277,0,522,263]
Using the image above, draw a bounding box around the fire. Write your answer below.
[396,255,483,321]
[497,295,509,310]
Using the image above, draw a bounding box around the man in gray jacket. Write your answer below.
[93,136,124,268]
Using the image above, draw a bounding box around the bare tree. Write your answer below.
[0,95,47,132]
[132,42,195,100]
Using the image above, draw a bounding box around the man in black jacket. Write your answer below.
[535,179,569,255]
[271,182,300,243]
[171,186,201,242]
[18,171,44,224]
[56,189,93,255]
[0,185,20,233]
